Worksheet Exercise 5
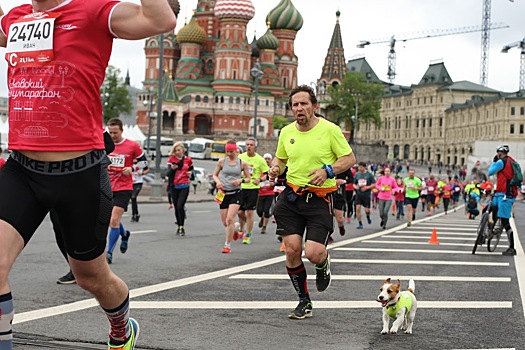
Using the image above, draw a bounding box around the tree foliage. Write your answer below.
[100,66,133,123]
[327,72,384,141]
[272,115,291,130]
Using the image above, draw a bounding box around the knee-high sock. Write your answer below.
[502,218,514,249]
[103,295,131,346]
[107,227,120,253]
[119,222,126,237]
[287,263,309,300]
[0,293,14,350]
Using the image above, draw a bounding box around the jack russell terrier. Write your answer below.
[376,278,417,335]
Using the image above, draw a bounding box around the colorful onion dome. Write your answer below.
[257,26,279,51]
[250,34,260,57]
[166,0,181,17]
[176,16,207,45]
[266,0,303,31]
[214,0,255,20]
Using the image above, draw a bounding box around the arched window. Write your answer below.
[195,95,201,102]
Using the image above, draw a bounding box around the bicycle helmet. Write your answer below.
[496,144,509,153]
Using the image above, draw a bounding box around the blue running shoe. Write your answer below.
[367,217,372,225]
[108,317,140,350]
[120,231,131,254]
[356,223,363,229]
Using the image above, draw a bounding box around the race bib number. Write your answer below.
[406,181,414,188]
[428,186,434,191]
[215,190,225,204]
[274,185,285,193]
[5,12,61,68]
[454,187,461,192]
[358,178,367,186]
[260,181,271,187]
[108,155,125,168]
[382,185,391,191]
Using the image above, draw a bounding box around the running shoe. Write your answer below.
[57,270,76,285]
[314,255,331,292]
[288,299,313,319]
[233,222,241,241]
[108,317,140,350]
[280,242,286,252]
[258,217,263,228]
[106,252,113,264]
[346,217,351,223]
[380,220,384,227]
[339,226,346,236]
[367,217,372,225]
[502,248,517,256]
[260,226,266,234]
[179,226,186,237]
[407,222,412,227]
[120,231,131,254]
[356,223,363,229]
[222,246,231,254]
[242,233,252,244]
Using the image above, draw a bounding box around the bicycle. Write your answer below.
[472,197,503,254]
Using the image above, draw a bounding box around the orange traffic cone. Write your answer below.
[428,228,440,244]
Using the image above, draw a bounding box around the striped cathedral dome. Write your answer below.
[166,0,180,17]
[257,26,279,51]
[214,0,255,20]
[266,0,303,31]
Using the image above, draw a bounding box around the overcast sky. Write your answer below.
[1,0,525,97]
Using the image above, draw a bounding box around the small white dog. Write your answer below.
[376,278,417,335]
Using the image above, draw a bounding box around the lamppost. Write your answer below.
[250,62,263,140]
[350,94,359,145]
[150,33,165,200]
[142,95,156,158]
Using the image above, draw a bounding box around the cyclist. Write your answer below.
[488,145,517,256]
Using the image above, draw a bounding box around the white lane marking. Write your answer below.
[335,247,501,256]
[229,274,511,282]
[510,218,525,319]
[386,235,487,240]
[405,227,477,231]
[130,300,512,309]
[128,230,157,234]
[395,230,478,236]
[192,210,213,214]
[363,240,475,247]
[416,223,478,227]
[331,259,509,266]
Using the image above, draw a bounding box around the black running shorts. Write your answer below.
[113,190,132,210]
[273,186,333,245]
[239,188,259,211]
[0,151,112,261]
[333,192,346,211]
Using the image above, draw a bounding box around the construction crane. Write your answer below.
[357,23,509,84]
[480,0,514,87]
[501,38,525,90]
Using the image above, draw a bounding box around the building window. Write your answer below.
[520,124,524,134]
[511,107,515,115]
[439,117,443,127]
[521,107,525,115]
[195,95,201,102]
[429,119,432,127]
[203,96,209,103]
[510,124,515,134]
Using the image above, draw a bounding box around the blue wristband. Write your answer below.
[322,164,335,179]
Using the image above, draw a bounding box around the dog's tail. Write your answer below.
[408,279,415,294]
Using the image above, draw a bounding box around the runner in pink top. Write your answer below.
[375,167,398,229]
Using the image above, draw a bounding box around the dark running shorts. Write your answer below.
[219,189,242,210]
[0,151,112,261]
[113,190,132,210]
[354,191,371,208]
[273,186,333,245]
[404,197,419,209]
[333,192,346,210]
[239,188,259,211]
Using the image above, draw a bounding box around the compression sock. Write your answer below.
[502,218,514,249]
[107,227,120,253]
[0,293,14,350]
[104,295,131,346]
[119,223,126,237]
[287,263,309,300]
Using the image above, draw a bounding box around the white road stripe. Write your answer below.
[511,218,525,319]
[363,240,475,247]
[386,235,487,240]
[395,230,477,236]
[130,300,512,309]
[335,247,503,256]
[229,274,511,282]
[128,230,157,234]
[331,258,509,266]
[405,227,477,231]
[417,223,478,228]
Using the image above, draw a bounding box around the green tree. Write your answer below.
[327,72,384,143]
[272,115,291,131]
[100,66,133,123]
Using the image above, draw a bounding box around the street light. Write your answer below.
[250,62,263,140]
[350,94,359,145]
[142,95,156,157]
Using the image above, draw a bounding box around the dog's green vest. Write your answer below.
[386,291,413,318]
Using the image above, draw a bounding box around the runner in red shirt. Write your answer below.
[440,180,452,214]
[106,118,147,265]
[0,2,175,347]
[425,174,439,216]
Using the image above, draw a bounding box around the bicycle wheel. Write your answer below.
[472,213,489,254]
[487,221,502,252]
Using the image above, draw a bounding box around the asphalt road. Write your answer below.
[7,191,525,350]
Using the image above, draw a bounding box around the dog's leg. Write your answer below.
[405,298,417,334]
[381,309,390,334]
[389,307,407,334]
